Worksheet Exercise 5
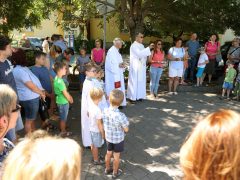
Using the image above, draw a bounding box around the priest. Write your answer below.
[127,32,154,103]
[105,38,126,106]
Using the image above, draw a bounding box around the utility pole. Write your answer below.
[103,0,107,50]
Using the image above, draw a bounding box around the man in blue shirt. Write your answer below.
[0,35,24,142]
[51,34,67,52]
[185,33,200,82]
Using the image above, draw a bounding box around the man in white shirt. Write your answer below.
[105,38,126,106]
[127,32,154,103]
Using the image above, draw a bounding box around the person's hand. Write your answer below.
[69,96,74,104]
[175,58,181,61]
[40,91,46,101]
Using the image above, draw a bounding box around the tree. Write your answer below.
[95,0,240,41]
[0,0,55,34]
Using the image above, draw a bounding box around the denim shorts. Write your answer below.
[79,73,86,83]
[57,103,69,122]
[90,131,103,148]
[223,82,233,90]
[20,97,39,120]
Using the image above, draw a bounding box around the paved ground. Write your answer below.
[65,90,240,180]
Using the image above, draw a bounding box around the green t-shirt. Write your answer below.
[54,76,68,104]
[224,67,237,83]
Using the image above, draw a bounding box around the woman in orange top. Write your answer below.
[148,40,165,99]
[180,109,240,180]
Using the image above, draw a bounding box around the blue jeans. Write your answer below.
[184,56,197,81]
[150,66,163,95]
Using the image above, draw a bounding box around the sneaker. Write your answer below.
[104,168,113,175]
[93,159,105,165]
[173,92,178,95]
[154,94,159,99]
[167,92,173,95]
[112,169,123,179]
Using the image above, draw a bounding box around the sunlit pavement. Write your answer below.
[67,91,240,180]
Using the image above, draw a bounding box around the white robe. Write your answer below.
[105,46,126,106]
[127,41,151,100]
[81,78,94,147]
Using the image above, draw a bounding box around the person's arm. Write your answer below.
[25,81,45,99]
[90,50,97,65]
[167,48,180,61]
[62,89,73,104]
[131,44,151,59]
[120,114,129,133]
[97,119,105,139]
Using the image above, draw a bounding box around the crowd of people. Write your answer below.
[0,31,239,179]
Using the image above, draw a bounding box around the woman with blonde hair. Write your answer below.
[3,130,81,180]
[180,109,240,180]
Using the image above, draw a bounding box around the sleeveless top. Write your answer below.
[151,51,164,68]
[92,48,105,63]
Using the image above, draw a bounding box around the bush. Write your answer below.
[74,35,95,54]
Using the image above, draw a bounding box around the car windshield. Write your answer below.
[28,38,42,46]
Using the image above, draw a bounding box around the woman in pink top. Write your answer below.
[91,39,105,67]
[203,34,220,85]
[148,40,165,99]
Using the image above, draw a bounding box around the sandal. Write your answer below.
[59,131,73,137]
[112,169,123,179]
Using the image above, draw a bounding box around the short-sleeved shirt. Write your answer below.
[13,66,43,101]
[168,47,185,69]
[53,40,67,52]
[0,60,17,93]
[102,107,129,144]
[53,76,68,104]
[227,46,240,63]
[77,55,90,73]
[198,53,208,68]
[0,138,14,166]
[31,66,52,93]
[186,40,200,57]
[205,41,220,60]
[89,103,102,132]
[224,67,237,83]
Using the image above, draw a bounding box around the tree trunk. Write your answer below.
[129,23,144,42]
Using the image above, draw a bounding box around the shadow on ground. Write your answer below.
[67,91,240,180]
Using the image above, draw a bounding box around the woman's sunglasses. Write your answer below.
[12,104,21,113]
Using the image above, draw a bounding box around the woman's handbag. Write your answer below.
[39,99,49,121]
[216,53,223,62]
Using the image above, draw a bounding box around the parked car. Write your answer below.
[27,37,43,51]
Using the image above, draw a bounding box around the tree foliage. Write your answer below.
[0,0,55,34]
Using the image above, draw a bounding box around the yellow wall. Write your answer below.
[11,13,63,39]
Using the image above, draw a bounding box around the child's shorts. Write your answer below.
[223,82,233,90]
[57,103,69,122]
[107,141,124,153]
[196,67,205,78]
[90,132,103,148]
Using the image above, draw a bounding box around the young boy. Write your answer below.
[221,61,237,100]
[102,89,129,179]
[195,47,209,87]
[81,63,97,148]
[31,51,54,130]
[76,47,90,93]
[53,61,73,136]
[89,87,105,165]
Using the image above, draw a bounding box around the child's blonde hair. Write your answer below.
[3,130,81,180]
[109,89,124,107]
[90,87,104,101]
[180,109,240,180]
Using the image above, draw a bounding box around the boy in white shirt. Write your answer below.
[81,63,97,148]
[195,47,209,87]
[89,87,105,165]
